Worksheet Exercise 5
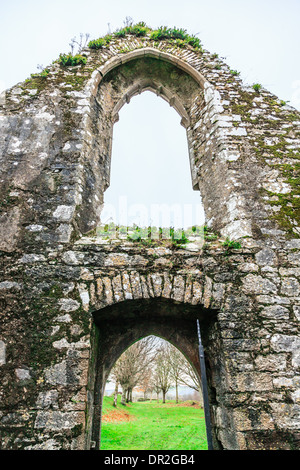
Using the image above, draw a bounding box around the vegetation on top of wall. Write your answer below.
[21,19,202,93]
[252,83,262,92]
[230,69,240,76]
[221,238,242,249]
[114,21,150,38]
[58,53,87,67]
[30,68,50,79]
[22,74,50,95]
[18,65,52,96]
[87,20,202,52]
[86,223,242,250]
[128,226,191,246]
[149,26,202,50]
[88,36,112,50]
[94,223,196,247]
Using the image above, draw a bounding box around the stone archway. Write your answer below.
[75,46,254,241]
[0,26,300,451]
[89,298,218,450]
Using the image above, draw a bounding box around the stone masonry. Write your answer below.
[0,29,300,450]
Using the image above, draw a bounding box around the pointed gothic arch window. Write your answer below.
[100,90,205,231]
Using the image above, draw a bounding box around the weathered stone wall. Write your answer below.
[0,32,300,450]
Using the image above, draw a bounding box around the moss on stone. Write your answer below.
[22,75,50,94]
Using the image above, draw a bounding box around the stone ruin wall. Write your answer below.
[0,32,299,450]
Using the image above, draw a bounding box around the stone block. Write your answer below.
[0,340,6,365]
[271,333,300,352]
[254,354,286,372]
[112,274,124,303]
[140,275,150,299]
[260,305,289,320]
[281,277,300,297]
[183,277,193,303]
[45,360,68,386]
[102,277,114,305]
[171,275,185,302]
[242,274,277,294]
[229,372,273,392]
[270,403,300,430]
[191,281,202,305]
[151,273,163,297]
[36,390,59,410]
[129,271,142,299]
[122,272,133,300]
[58,298,80,312]
[293,305,300,321]
[53,205,75,222]
[34,411,84,431]
[255,248,277,266]
[15,368,31,381]
[78,284,90,311]
[203,276,213,308]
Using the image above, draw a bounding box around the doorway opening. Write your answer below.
[101,335,207,450]
[89,298,218,450]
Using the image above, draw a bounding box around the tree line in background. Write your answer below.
[108,336,203,407]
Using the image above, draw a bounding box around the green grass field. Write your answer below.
[100,396,208,450]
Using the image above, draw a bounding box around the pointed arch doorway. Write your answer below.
[87,298,218,450]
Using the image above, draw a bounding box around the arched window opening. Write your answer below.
[100,335,208,451]
[100,91,205,238]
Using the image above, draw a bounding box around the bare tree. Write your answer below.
[165,343,183,403]
[138,367,153,399]
[154,340,203,406]
[109,355,125,407]
[109,336,157,406]
[109,336,203,408]
[153,342,173,403]
[149,369,162,402]
[178,361,201,392]
[178,360,203,407]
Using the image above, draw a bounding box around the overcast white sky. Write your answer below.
[1,0,299,228]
